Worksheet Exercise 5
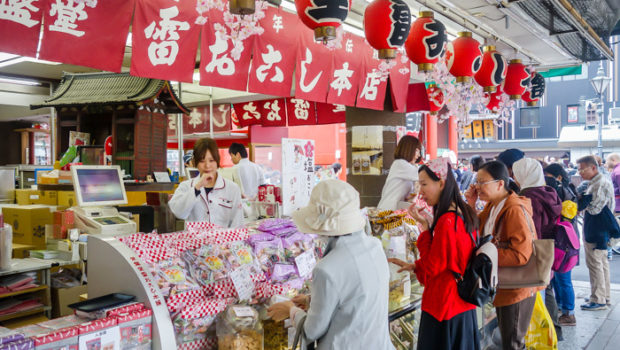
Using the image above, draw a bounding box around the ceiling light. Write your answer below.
[0,77,41,86]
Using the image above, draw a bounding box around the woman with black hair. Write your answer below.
[544,163,577,203]
[389,157,480,350]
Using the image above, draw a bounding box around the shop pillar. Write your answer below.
[425,113,437,159]
[448,115,458,159]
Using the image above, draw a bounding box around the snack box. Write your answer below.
[34,327,78,350]
[78,318,120,350]
[75,302,144,320]
[0,339,33,350]
[0,328,24,346]
[116,309,152,350]
[38,315,85,331]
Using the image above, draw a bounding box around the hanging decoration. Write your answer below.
[504,59,530,100]
[474,45,507,92]
[363,0,411,59]
[445,32,482,83]
[426,84,445,115]
[229,0,256,15]
[522,71,545,106]
[485,84,503,112]
[404,11,447,73]
[295,0,351,42]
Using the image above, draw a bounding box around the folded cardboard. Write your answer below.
[15,190,57,206]
[2,206,52,249]
[51,285,89,318]
[57,192,76,208]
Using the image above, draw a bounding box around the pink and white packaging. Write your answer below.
[38,316,84,331]
[115,309,152,350]
[34,327,78,350]
[78,318,120,350]
[0,338,33,350]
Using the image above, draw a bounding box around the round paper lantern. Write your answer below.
[485,85,504,113]
[427,84,444,115]
[295,0,351,42]
[446,32,482,83]
[474,45,507,92]
[229,0,255,15]
[405,11,447,72]
[364,0,411,59]
[522,71,545,106]
[504,59,531,100]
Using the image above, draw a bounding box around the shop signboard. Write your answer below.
[286,98,316,126]
[183,104,232,134]
[472,120,483,138]
[483,120,495,139]
[316,103,346,124]
[281,138,315,216]
[355,50,389,111]
[234,101,263,127]
[260,99,287,127]
[326,33,366,107]
[0,0,44,57]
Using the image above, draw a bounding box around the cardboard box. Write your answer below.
[51,285,89,318]
[58,191,77,207]
[2,206,52,248]
[15,190,58,205]
[52,211,75,239]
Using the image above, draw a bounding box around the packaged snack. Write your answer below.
[0,338,33,350]
[184,246,229,286]
[224,242,260,275]
[154,257,200,298]
[0,328,24,346]
[270,263,298,283]
[281,232,315,261]
[34,327,78,350]
[116,309,152,350]
[250,235,285,273]
[216,305,263,350]
[257,219,295,232]
[77,318,120,350]
[267,226,298,237]
[263,320,288,350]
[174,299,229,344]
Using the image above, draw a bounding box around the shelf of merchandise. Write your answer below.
[0,286,46,299]
[0,259,53,323]
[0,306,50,322]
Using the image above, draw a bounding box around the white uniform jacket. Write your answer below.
[235,158,264,199]
[168,174,243,228]
[377,159,419,210]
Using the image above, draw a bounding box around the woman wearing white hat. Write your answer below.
[268,179,394,350]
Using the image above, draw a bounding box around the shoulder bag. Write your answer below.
[497,206,554,289]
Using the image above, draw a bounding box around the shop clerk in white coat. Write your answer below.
[169,138,243,228]
[268,180,394,350]
[378,135,422,210]
[229,143,264,199]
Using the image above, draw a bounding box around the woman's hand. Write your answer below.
[267,301,295,322]
[407,205,430,232]
[388,258,416,273]
[465,185,478,208]
[292,294,310,310]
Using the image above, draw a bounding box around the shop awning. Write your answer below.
[539,65,583,78]
[557,125,620,147]
[30,72,189,114]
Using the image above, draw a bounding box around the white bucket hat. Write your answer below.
[292,179,366,236]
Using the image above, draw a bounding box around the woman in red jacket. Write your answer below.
[390,157,480,350]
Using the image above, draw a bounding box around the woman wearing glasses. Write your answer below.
[465,161,540,350]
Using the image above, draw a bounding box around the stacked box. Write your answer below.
[78,318,120,350]
[34,327,78,350]
[1,206,52,249]
[116,309,152,350]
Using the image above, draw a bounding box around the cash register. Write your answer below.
[71,165,137,235]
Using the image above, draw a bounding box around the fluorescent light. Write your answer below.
[0,52,18,61]
[281,0,296,12]
[0,77,41,86]
[193,71,200,82]
[0,57,28,68]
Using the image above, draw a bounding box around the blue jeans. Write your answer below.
[552,271,575,315]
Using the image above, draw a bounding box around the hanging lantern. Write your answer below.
[485,84,504,113]
[427,84,445,115]
[446,32,482,83]
[504,59,530,100]
[404,11,447,72]
[522,71,545,106]
[474,45,507,92]
[363,0,411,59]
[229,0,256,15]
[295,0,351,42]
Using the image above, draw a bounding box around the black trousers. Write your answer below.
[417,309,481,350]
[496,295,536,350]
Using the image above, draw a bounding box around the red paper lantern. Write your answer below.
[295,0,351,42]
[405,11,447,72]
[485,85,504,113]
[474,45,507,92]
[364,0,411,59]
[446,32,482,83]
[427,84,444,115]
[522,71,545,106]
[504,59,530,100]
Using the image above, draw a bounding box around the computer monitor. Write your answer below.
[71,165,128,207]
[185,167,200,179]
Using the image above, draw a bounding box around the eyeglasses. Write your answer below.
[474,179,500,187]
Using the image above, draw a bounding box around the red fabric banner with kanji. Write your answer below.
[234,101,263,127]
[356,49,389,111]
[389,52,412,113]
[183,104,231,134]
[248,6,299,97]
[130,0,200,82]
[286,98,316,126]
[259,99,287,127]
[326,33,366,107]
[294,29,333,103]
[406,83,431,112]
[39,0,134,72]
[316,103,346,124]
[0,0,44,57]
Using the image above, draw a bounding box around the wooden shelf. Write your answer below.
[0,286,46,300]
[0,306,49,322]
[1,313,49,329]
[13,128,50,134]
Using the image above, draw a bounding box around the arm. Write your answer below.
[294,267,338,341]
[496,207,533,267]
[613,171,620,197]
[229,187,244,228]
[577,194,593,211]
[168,180,201,220]
[585,182,608,215]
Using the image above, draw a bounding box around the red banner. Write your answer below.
[316,103,346,124]
[326,34,366,107]
[38,0,133,72]
[389,52,412,113]
[166,114,188,137]
[286,98,316,126]
[294,30,333,103]
[259,99,286,127]
[130,0,200,82]
[406,83,431,112]
[211,104,232,132]
[355,51,389,111]
[248,6,299,97]
[183,104,231,134]
[234,101,263,127]
[199,9,254,91]
[0,0,44,57]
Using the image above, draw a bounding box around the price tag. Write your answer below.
[230,267,255,301]
[233,306,255,318]
[295,250,316,278]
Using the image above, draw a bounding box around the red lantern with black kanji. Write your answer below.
[295,0,351,42]
[485,84,504,113]
[405,11,447,72]
[504,59,530,100]
[364,0,411,59]
[522,71,545,106]
[427,84,444,115]
[474,45,507,92]
[445,32,482,83]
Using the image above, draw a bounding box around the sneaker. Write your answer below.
[581,302,607,311]
[559,314,576,326]
[584,298,611,306]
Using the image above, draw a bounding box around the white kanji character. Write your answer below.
[359,70,381,101]
[168,115,177,131]
[0,0,40,27]
[345,38,353,53]
[330,62,353,96]
[255,45,283,83]
[272,14,283,33]
[264,100,282,121]
[332,104,345,113]
[188,109,202,128]
[49,0,96,37]
[299,48,322,93]
[144,6,189,66]
[242,102,260,120]
[212,105,228,128]
[291,99,310,120]
[205,32,235,76]
[372,50,379,60]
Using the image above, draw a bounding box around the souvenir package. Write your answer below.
[0,338,33,350]
[223,242,261,275]
[153,258,200,298]
[270,264,298,283]
[381,218,412,312]
[116,309,152,350]
[173,299,229,345]
[34,327,79,350]
[249,234,285,273]
[183,246,229,286]
[78,318,120,350]
[257,219,294,233]
[0,328,24,346]
[38,315,84,330]
[216,305,263,350]
[281,233,315,261]
[267,226,298,237]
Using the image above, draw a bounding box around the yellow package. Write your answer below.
[525,292,558,350]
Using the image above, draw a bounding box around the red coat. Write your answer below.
[414,212,477,321]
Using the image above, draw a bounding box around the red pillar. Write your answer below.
[448,115,458,159]
[425,113,437,160]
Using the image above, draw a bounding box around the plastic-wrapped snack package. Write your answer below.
[266,226,298,237]
[250,234,285,273]
[257,219,295,233]
[217,305,263,350]
[281,232,315,261]
[184,245,230,287]
[270,263,299,283]
[154,257,200,298]
[222,242,261,275]
[173,300,228,344]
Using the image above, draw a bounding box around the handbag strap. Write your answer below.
[292,314,307,350]
[496,205,536,250]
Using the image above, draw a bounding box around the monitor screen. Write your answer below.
[72,166,127,207]
[520,107,541,128]
[185,167,200,179]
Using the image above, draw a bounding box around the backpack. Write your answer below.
[453,229,498,307]
[552,219,580,273]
